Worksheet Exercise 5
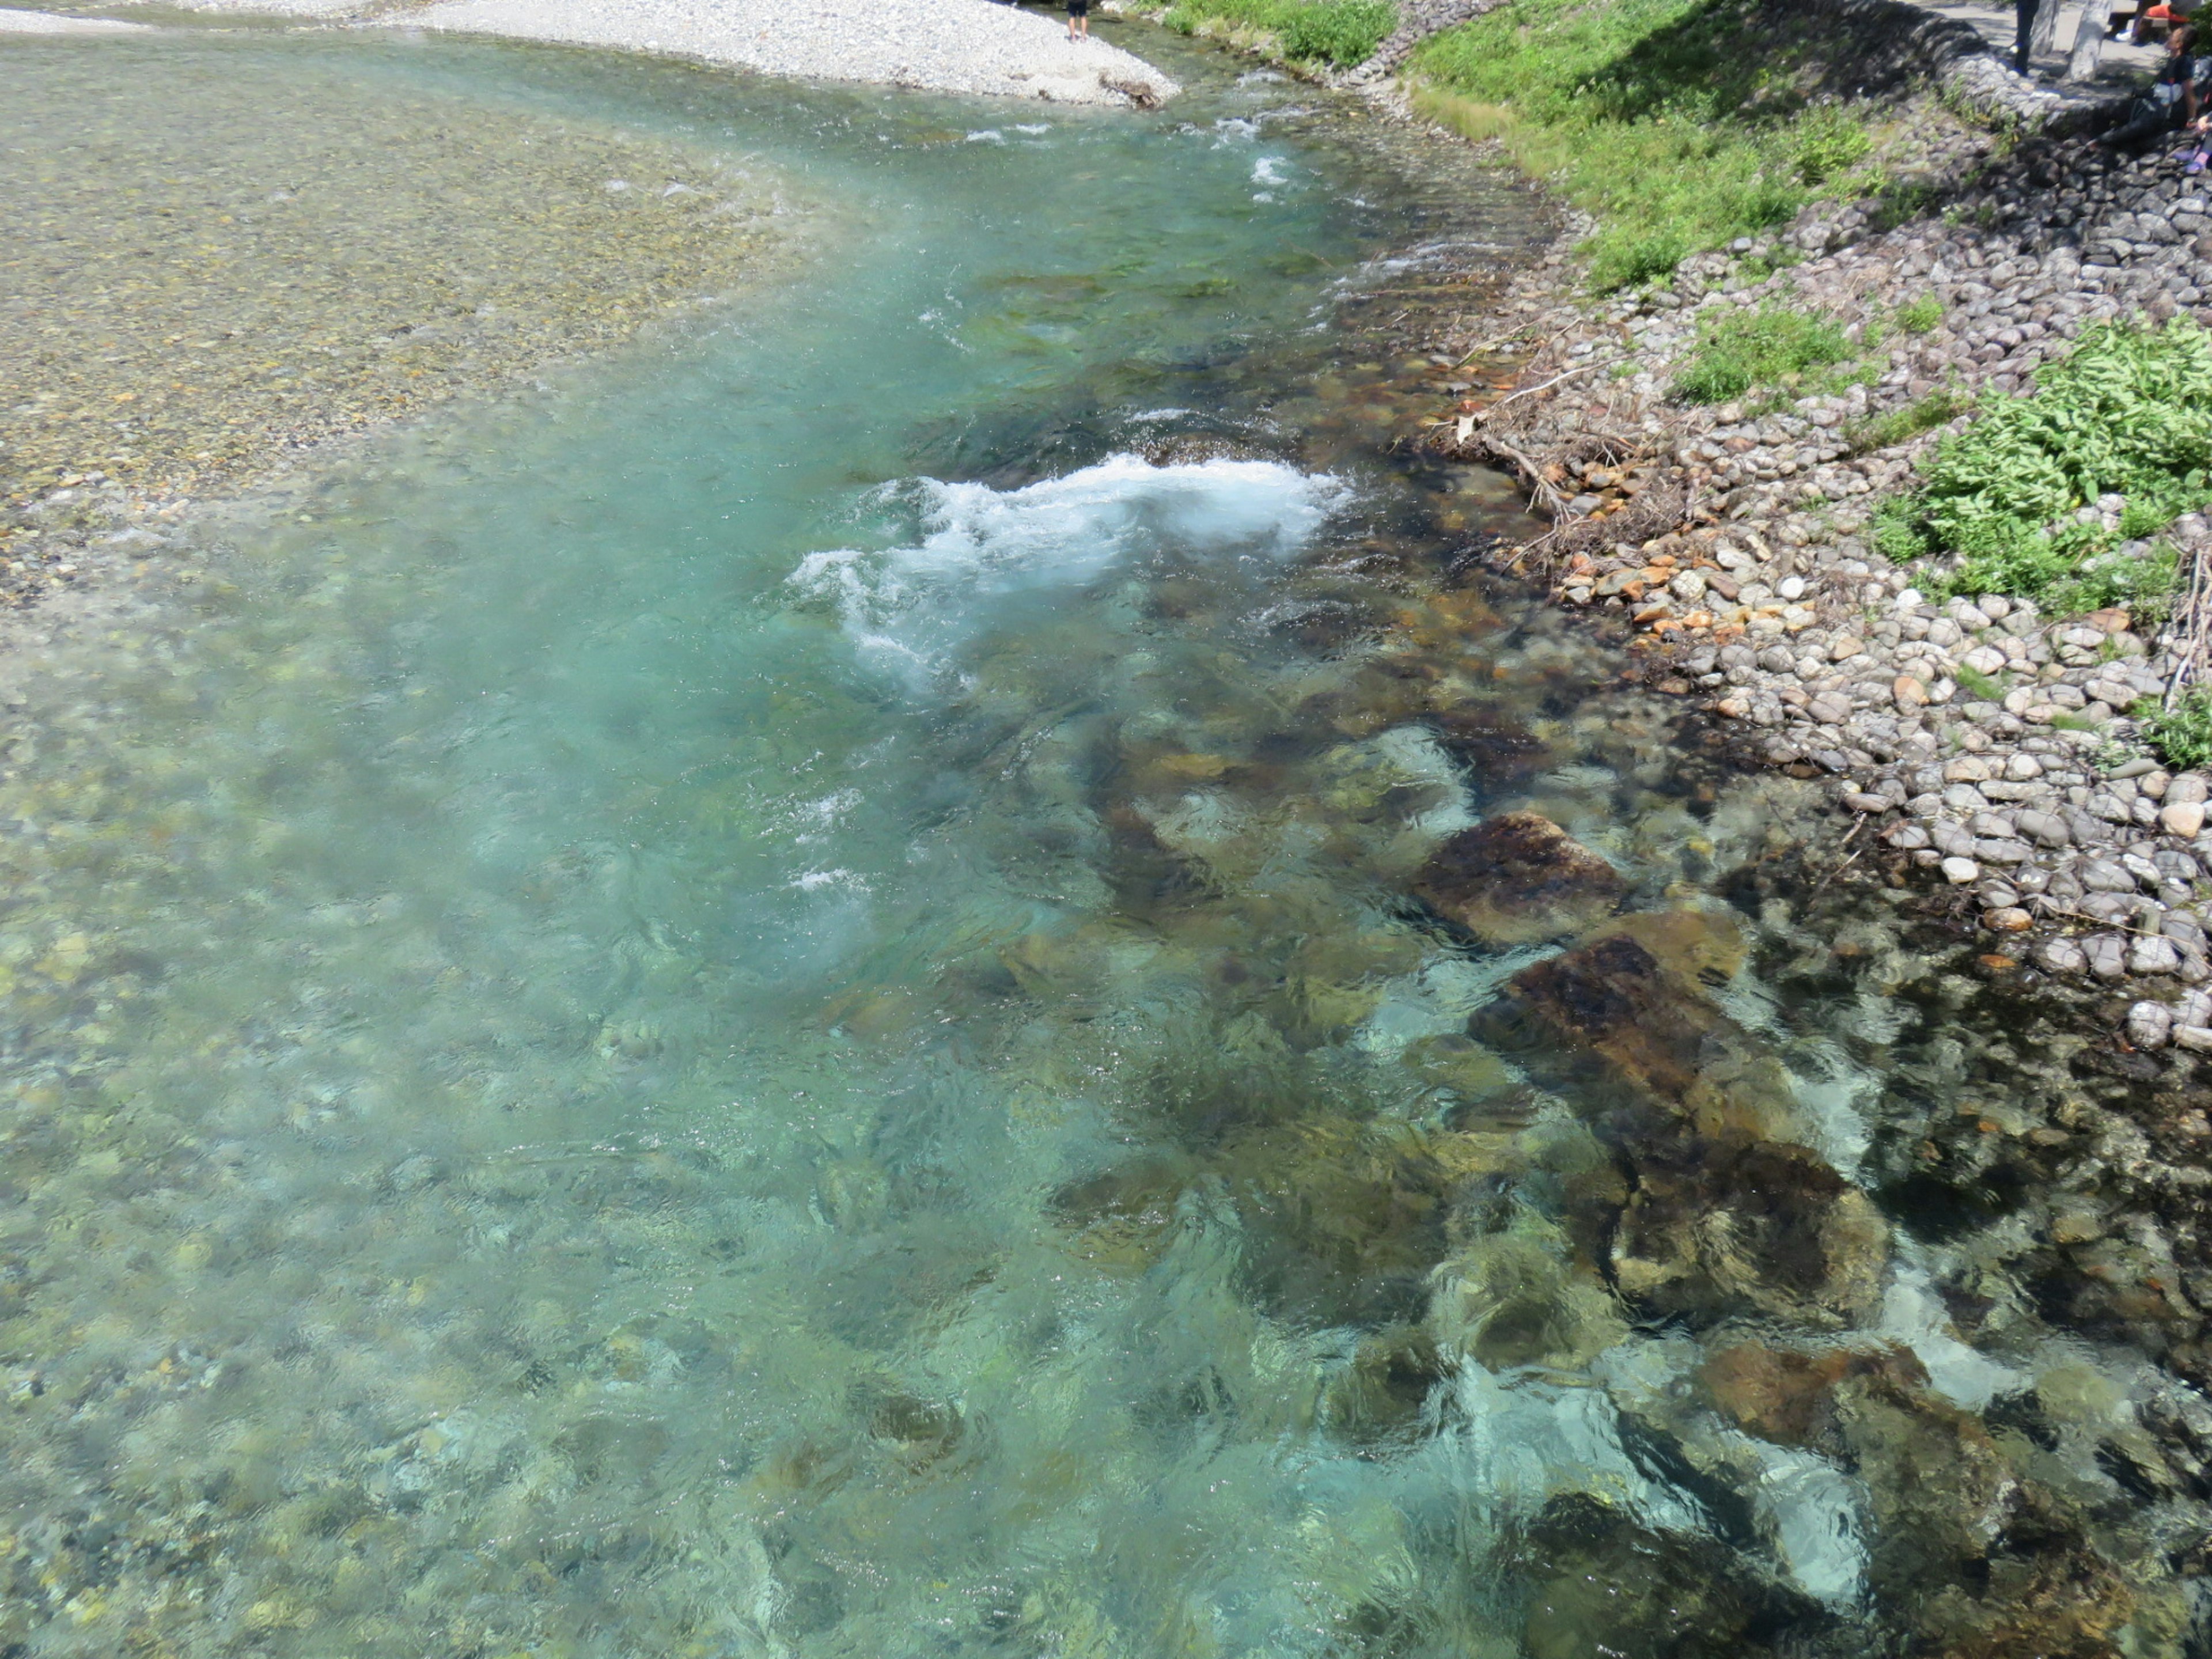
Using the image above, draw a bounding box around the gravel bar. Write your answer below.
[0,8,152,28]
[125,0,1181,104]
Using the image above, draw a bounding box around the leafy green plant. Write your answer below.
[1869,177,1943,234]
[1877,318,2212,603]
[1896,293,1945,335]
[1604,230,1693,290]
[2136,687,2212,770]
[1162,0,1394,64]
[1278,0,1393,62]
[1672,304,1857,403]
[2043,540,2181,627]
[1735,246,1807,283]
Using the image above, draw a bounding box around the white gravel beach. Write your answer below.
[409,0,1179,104]
[100,0,1180,104]
[0,8,153,29]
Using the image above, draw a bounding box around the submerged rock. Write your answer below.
[1698,1340,1930,1448]
[1696,1337,2150,1657]
[1511,1493,1824,1659]
[1611,1136,1888,1328]
[1323,1323,1453,1442]
[1475,922,1794,1142]
[1055,1119,1525,1328]
[1428,1221,1627,1371]
[1474,916,1888,1327]
[1422,704,1552,792]
[1412,810,1626,946]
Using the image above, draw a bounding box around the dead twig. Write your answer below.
[1809,842,1866,897]
[1457,317,1578,368]
[2165,541,2212,709]
[2027,898,2165,937]
[1465,357,1619,424]
[1479,437,1571,522]
[1512,467,1691,578]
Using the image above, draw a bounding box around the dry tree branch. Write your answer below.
[1456,317,1579,366]
[2166,541,2212,709]
[1467,357,1619,422]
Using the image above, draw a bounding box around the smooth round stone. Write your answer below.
[2130,1001,2175,1048]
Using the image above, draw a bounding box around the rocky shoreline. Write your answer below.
[1413,86,2212,1042]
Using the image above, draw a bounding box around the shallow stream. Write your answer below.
[2,22,2207,1659]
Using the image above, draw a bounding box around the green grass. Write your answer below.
[1161,0,1394,65]
[1671,303,1861,404]
[1953,661,2009,703]
[1846,385,1969,452]
[1874,318,2212,607]
[1869,178,1943,234]
[2135,688,2212,770]
[1406,0,1893,289]
[1896,293,1945,335]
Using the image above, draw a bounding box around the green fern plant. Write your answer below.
[1878,319,2212,605]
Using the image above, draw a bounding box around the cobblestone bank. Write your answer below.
[1435,126,2212,1031]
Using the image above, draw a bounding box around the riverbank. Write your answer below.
[1416,105,2212,1024]
[1249,0,2212,1038]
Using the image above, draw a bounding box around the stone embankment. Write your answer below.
[1435,116,2212,1033]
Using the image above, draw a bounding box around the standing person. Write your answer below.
[1067,0,1089,41]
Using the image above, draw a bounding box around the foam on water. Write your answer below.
[789,453,1350,687]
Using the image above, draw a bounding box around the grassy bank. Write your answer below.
[1406,0,1924,287]
[1158,0,1396,67]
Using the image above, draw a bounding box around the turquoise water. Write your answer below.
[1,25,2198,1659]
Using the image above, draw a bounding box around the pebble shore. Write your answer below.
[97,0,1181,104]
[0,8,150,29]
[1430,111,2212,1037]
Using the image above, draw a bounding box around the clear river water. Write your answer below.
[3,21,2207,1659]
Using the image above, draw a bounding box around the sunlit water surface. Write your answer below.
[1,24,2196,1659]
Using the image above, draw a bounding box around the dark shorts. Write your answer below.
[1068,0,1089,15]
